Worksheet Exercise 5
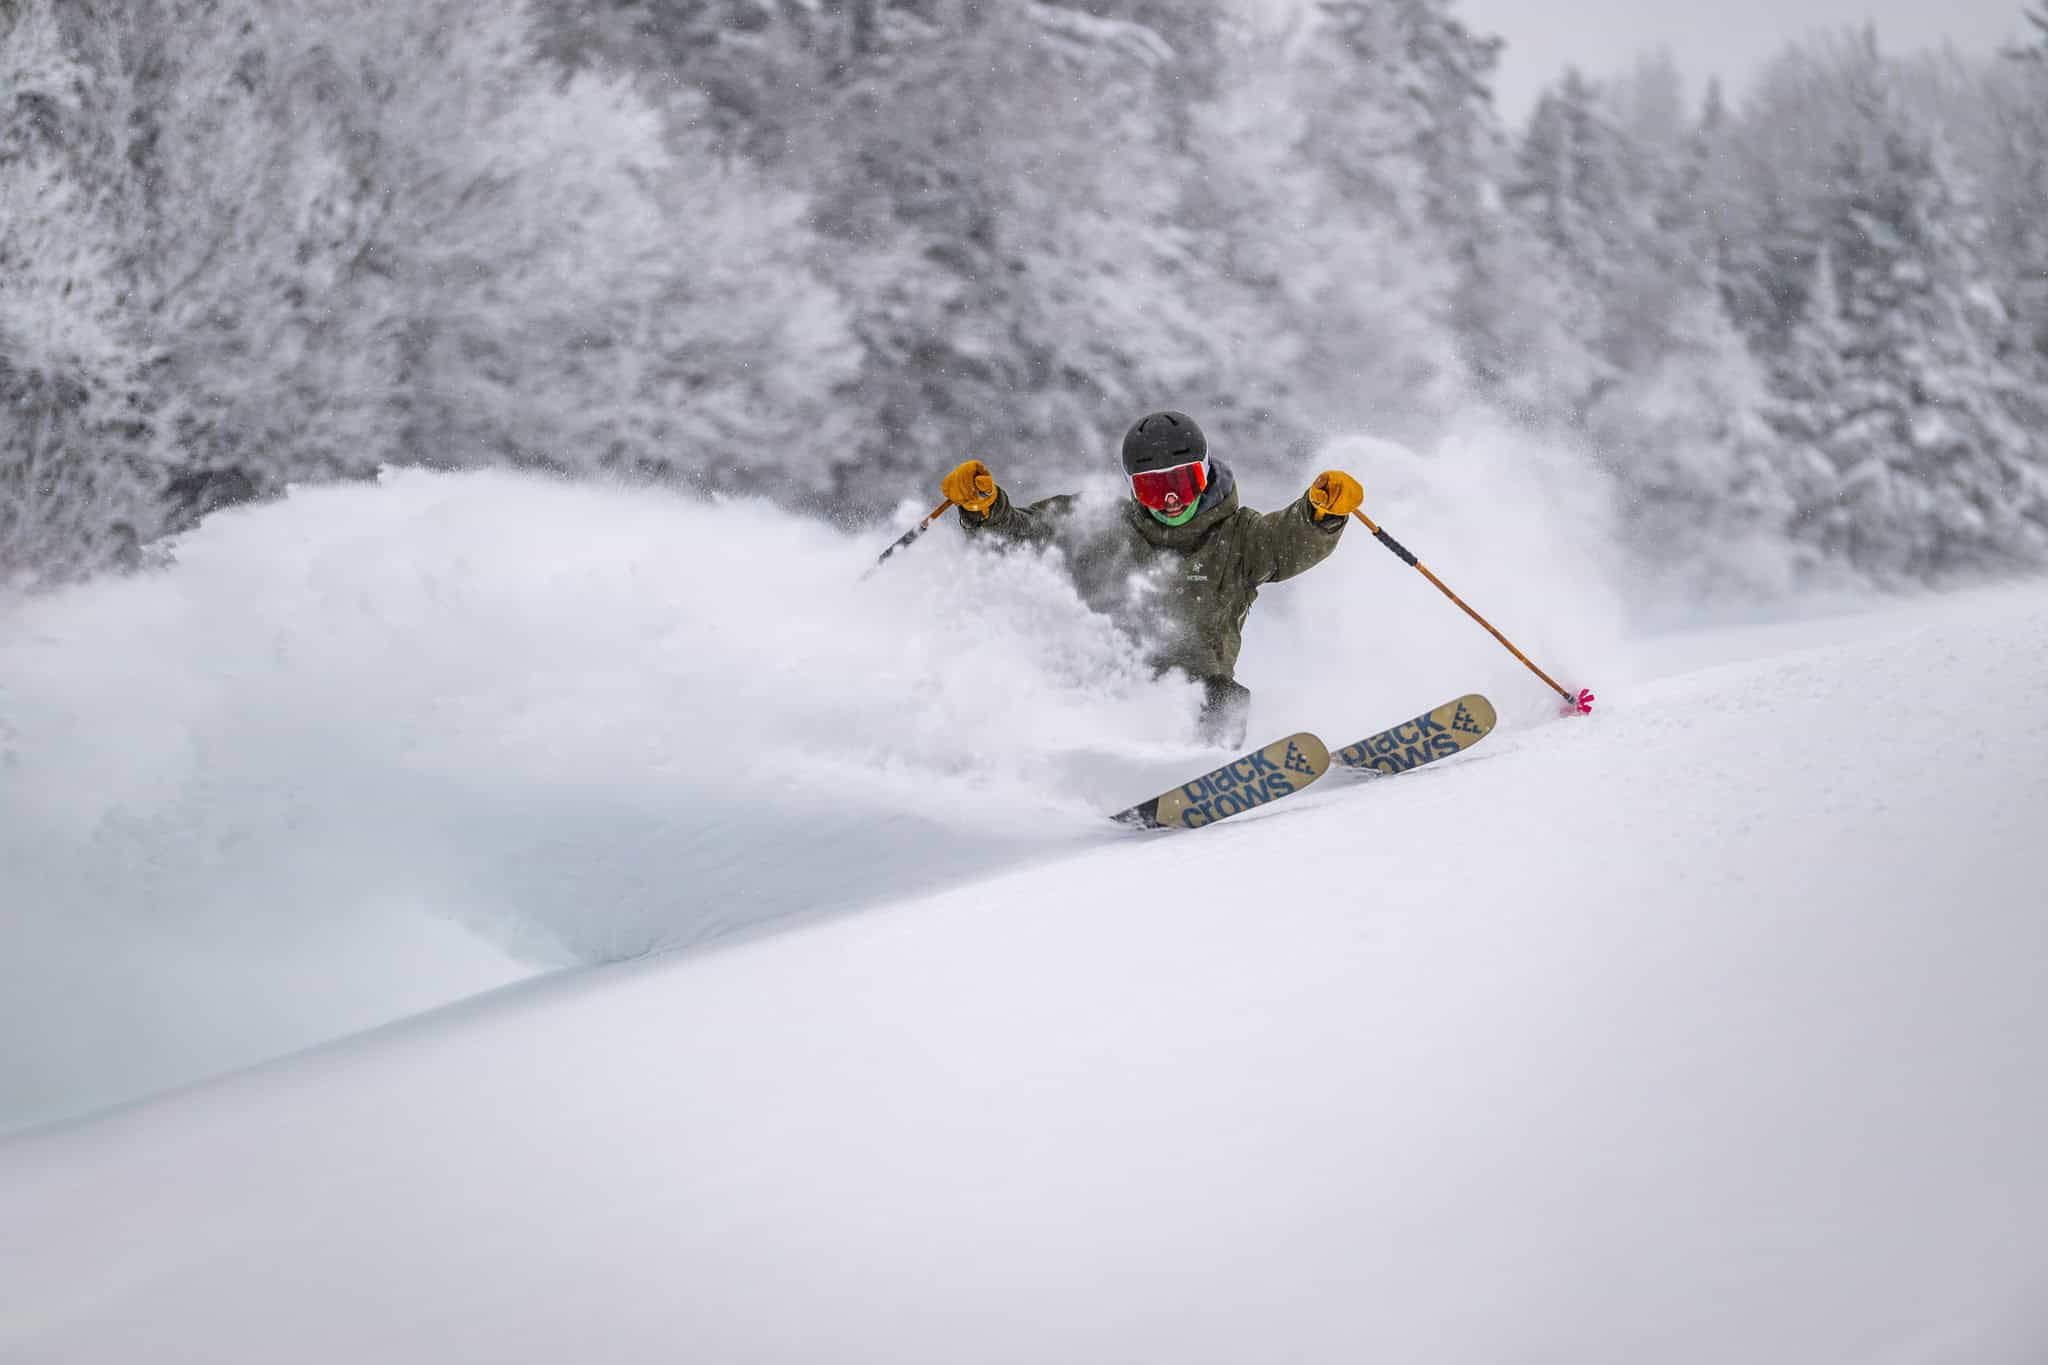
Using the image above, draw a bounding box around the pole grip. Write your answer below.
[1373,527,1419,567]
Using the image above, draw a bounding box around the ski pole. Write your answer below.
[860,498,953,580]
[1352,510,1594,715]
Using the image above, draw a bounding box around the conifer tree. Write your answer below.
[792,3,1279,494]
[1537,68,1806,601]
[1306,0,1581,410]
[1513,72,1638,373]
[1770,52,2048,579]
[1985,26,2048,364]
[8,0,2047,598]
[0,1,163,583]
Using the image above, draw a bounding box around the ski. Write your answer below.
[1112,732,1330,831]
[1333,694,1496,776]
[1110,696,1492,831]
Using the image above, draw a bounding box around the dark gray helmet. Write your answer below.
[1120,410,1207,476]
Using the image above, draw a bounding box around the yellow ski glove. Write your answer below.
[942,459,1000,516]
[1308,469,1364,521]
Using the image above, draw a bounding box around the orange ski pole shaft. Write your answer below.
[861,499,954,580]
[1352,509,1580,707]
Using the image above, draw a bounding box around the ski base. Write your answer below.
[1333,694,1495,776]
[1112,732,1330,831]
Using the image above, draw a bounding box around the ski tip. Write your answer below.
[1111,731,1329,833]
[1457,693,1498,732]
[1281,730,1331,775]
[1333,696,1494,776]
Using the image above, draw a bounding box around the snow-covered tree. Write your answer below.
[1173,19,1447,443]
[0,1,162,584]
[1506,63,1810,600]
[1767,47,2048,580]
[115,0,852,505]
[1511,71,1639,387]
[8,0,2048,603]
[1299,0,1584,415]
[1982,53,2048,364]
[779,2,1284,495]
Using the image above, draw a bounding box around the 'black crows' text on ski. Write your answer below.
[1332,694,1496,776]
[1112,732,1330,831]
[1110,695,1497,832]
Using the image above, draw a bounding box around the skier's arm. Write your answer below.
[1241,470,1361,584]
[942,460,1069,549]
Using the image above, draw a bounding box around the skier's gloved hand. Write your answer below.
[942,459,1000,516]
[1307,470,1364,521]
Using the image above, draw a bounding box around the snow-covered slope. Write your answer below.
[0,441,1617,1132]
[2,463,2044,1362]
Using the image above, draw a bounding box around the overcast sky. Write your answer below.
[1243,0,2036,122]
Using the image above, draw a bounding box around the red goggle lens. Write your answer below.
[1129,460,1208,513]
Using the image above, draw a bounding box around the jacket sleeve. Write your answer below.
[957,489,1077,550]
[1237,495,1346,585]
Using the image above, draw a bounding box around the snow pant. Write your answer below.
[1197,676,1251,748]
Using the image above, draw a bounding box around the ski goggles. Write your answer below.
[1128,459,1208,514]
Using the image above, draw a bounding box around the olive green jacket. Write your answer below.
[958,460,1345,683]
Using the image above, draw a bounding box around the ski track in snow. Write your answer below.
[0,558,2045,1361]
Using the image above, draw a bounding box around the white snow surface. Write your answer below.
[4,458,2048,1362]
[0,439,1618,1131]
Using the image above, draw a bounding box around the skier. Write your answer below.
[941,410,1363,746]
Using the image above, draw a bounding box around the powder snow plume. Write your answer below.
[0,440,1623,1130]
